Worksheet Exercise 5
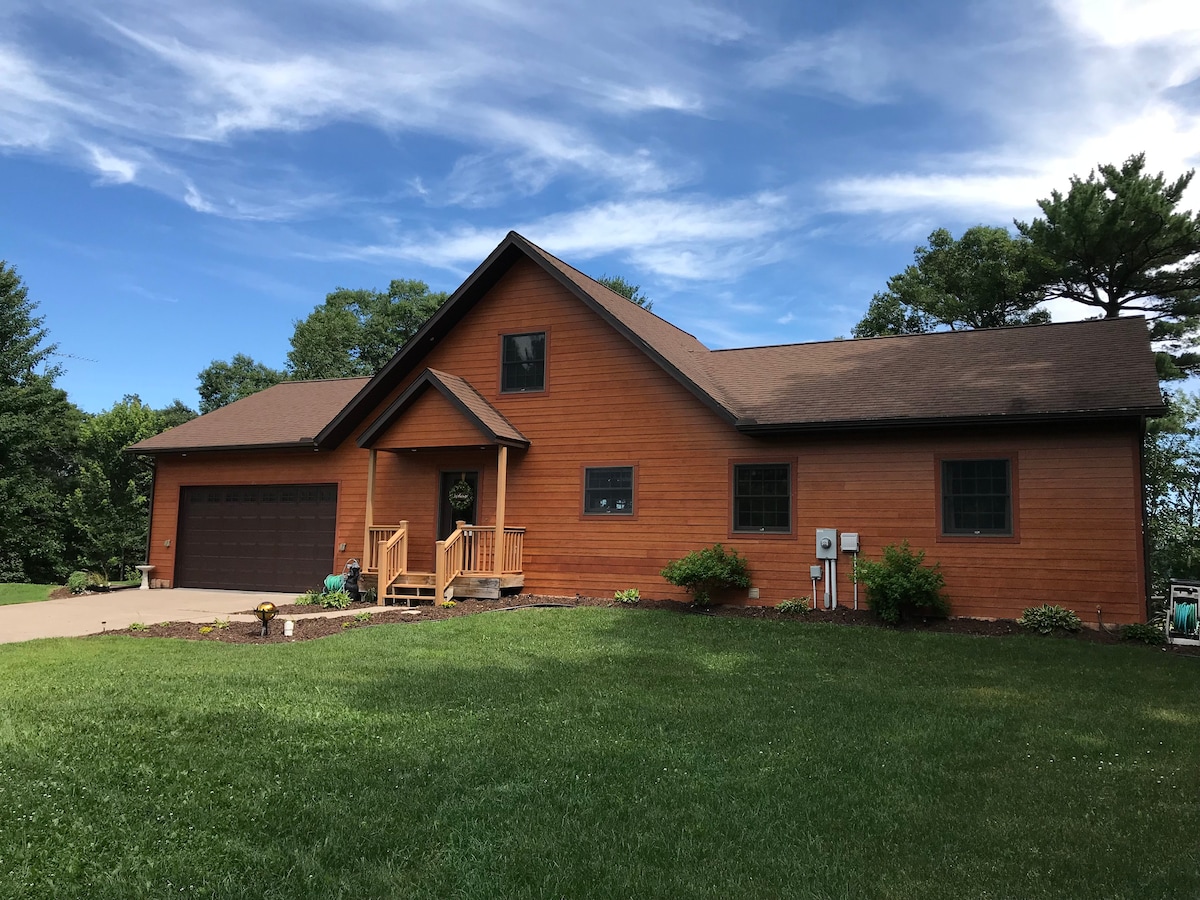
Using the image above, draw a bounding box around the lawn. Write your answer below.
[0,608,1197,899]
[0,583,56,606]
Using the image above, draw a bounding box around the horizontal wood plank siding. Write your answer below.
[373,387,488,449]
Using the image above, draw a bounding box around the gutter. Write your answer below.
[734,407,1167,436]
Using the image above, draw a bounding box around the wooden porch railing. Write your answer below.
[435,523,526,600]
[366,524,403,573]
[375,521,408,604]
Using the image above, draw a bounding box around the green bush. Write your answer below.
[1120,621,1166,645]
[1017,604,1083,634]
[858,541,948,625]
[661,544,751,606]
[614,588,641,605]
[294,589,321,606]
[777,597,810,615]
[67,571,90,595]
[320,589,353,610]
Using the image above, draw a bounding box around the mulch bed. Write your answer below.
[107,593,1196,652]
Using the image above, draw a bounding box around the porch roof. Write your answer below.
[357,368,530,450]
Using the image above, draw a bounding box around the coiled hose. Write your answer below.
[1173,601,1198,635]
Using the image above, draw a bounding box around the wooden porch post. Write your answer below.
[494,445,508,576]
[363,449,377,563]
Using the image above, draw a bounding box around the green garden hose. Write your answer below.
[1173,602,1198,635]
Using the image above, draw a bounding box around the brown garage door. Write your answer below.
[175,484,338,592]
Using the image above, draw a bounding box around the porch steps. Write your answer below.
[380,572,526,605]
[383,572,437,606]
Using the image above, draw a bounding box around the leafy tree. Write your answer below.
[67,396,166,580]
[0,261,83,582]
[287,280,448,379]
[1017,154,1200,377]
[1144,392,1200,594]
[853,227,1050,337]
[156,399,198,430]
[596,274,653,311]
[196,353,285,414]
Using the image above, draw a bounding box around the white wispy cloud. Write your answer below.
[334,192,796,280]
[821,1,1200,220]
[748,28,894,104]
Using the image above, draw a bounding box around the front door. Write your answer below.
[438,470,479,541]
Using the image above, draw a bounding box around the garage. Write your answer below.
[174,484,338,592]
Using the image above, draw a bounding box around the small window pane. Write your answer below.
[501,332,546,393]
[733,464,790,533]
[584,466,634,515]
[942,459,1012,535]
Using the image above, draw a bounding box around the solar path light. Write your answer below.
[255,601,278,637]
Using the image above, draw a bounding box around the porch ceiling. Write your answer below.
[358,368,530,451]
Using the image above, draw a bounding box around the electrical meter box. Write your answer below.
[816,528,838,560]
[810,565,823,581]
[841,532,860,552]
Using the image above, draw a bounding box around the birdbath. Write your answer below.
[135,565,155,590]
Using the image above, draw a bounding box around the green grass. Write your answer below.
[0,609,1197,899]
[0,583,56,606]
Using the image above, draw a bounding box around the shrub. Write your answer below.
[364,587,377,605]
[67,571,90,594]
[354,611,371,623]
[213,618,230,630]
[128,622,148,632]
[777,597,810,615]
[1017,604,1083,634]
[661,544,752,606]
[320,589,353,610]
[614,588,641,605]
[857,541,948,625]
[295,589,321,607]
[198,625,214,635]
[1120,621,1166,645]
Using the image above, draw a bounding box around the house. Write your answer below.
[129,232,1165,622]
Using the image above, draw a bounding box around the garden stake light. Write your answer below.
[255,602,277,637]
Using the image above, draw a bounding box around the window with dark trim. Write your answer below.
[501,332,546,393]
[941,458,1012,535]
[733,463,791,533]
[584,466,633,515]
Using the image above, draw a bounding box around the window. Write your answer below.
[733,463,791,533]
[501,332,546,393]
[941,458,1012,536]
[584,466,634,515]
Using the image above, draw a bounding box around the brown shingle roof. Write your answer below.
[128,377,370,453]
[357,368,529,448]
[133,233,1165,455]
[706,317,1164,430]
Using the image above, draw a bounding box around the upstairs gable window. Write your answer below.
[501,332,546,393]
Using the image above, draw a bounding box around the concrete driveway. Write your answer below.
[0,588,296,644]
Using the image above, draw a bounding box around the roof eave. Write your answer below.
[735,406,1166,435]
[123,439,320,455]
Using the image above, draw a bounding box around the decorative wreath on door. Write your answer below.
[448,479,474,512]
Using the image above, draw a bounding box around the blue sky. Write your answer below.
[2,0,1198,413]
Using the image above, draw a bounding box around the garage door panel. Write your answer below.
[175,483,337,592]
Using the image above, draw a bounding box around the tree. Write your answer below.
[67,396,166,580]
[1144,392,1200,594]
[156,399,198,430]
[853,227,1051,337]
[0,260,83,582]
[596,274,653,311]
[287,280,448,380]
[1017,154,1200,377]
[196,354,285,414]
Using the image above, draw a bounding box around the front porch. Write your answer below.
[356,368,533,604]
[365,521,525,604]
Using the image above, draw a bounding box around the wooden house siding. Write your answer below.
[142,256,1150,622]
